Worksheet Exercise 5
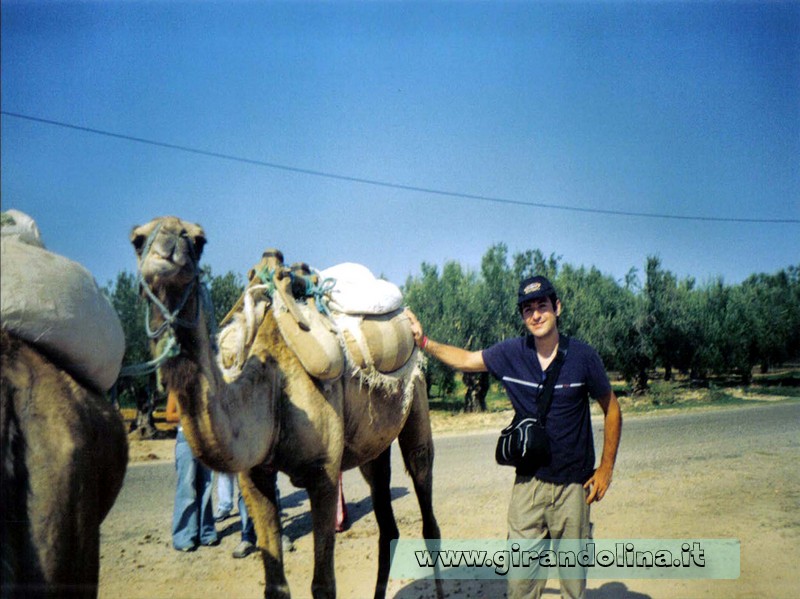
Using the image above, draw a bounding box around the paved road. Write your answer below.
[108,401,799,542]
[100,400,799,598]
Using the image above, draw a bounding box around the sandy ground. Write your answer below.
[104,403,800,599]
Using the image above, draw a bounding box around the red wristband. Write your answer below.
[420,336,429,350]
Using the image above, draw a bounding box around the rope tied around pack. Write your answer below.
[308,276,336,316]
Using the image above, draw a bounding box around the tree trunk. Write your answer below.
[634,368,649,395]
[129,374,158,439]
[462,372,489,413]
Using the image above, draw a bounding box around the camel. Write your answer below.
[1,330,128,598]
[129,216,441,599]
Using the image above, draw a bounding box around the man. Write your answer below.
[405,275,621,599]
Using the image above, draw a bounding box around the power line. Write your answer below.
[3,110,798,225]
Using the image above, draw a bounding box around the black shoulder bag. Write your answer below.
[495,336,570,471]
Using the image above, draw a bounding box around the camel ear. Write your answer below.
[192,233,207,259]
[130,226,147,256]
[181,221,207,260]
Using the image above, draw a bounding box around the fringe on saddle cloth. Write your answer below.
[216,286,424,411]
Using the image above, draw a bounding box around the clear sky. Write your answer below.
[2,0,798,292]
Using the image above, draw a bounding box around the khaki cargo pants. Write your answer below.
[506,476,591,599]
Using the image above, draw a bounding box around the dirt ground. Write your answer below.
[106,403,799,599]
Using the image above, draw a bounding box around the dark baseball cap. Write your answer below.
[517,276,557,306]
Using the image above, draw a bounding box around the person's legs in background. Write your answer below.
[172,429,203,551]
[215,471,235,521]
[233,473,295,558]
[198,463,219,546]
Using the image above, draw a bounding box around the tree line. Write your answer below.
[105,246,800,418]
[105,267,245,432]
[403,244,800,409]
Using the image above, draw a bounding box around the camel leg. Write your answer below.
[304,468,339,599]
[359,447,399,599]
[239,466,291,599]
[397,380,444,599]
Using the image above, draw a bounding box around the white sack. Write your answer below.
[1,209,45,248]
[1,238,125,391]
[318,262,403,315]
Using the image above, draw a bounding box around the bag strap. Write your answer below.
[535,335,570,423]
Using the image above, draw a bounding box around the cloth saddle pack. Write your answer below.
[0,210,125,392]
[218,255,415,382]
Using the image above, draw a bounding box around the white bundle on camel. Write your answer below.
[318,262,414,376]
[318,262,403,315]
[1,210,125,392]
[216,259,417,401]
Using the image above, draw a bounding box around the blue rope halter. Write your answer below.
[118,222,216,378]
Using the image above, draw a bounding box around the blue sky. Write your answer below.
[2,0,798,293]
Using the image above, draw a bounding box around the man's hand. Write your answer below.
[404,308,425,347]
[584,464,613,504]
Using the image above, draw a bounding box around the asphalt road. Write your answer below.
[107,401,800,544]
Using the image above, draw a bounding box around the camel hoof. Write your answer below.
[265,584,291,599]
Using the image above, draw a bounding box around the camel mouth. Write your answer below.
[140,253,191,286]
[132,216,207,289]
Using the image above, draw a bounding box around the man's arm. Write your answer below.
[404,308,487,373]
[584,391,622,504]
[165,390,180,424]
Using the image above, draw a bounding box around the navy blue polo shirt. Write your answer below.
[483,335,611,484]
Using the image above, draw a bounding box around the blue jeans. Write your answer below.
[216,472,256,544]
[216,471,236,514]
[172,429,218,550]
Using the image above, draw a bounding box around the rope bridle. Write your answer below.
[119,222,215,378]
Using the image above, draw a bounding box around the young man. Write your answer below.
[405,275,621,599]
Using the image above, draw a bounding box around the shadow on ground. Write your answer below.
[281,486,410,541]
[392,579,652,598]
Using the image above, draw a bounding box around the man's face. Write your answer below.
[520,297,561,339]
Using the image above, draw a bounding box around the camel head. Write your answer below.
[130,216,209,342]
[131,216,206,291]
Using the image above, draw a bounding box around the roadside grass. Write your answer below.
[426,367,800,417]
[120,367,799,436]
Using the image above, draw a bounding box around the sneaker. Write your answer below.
[176,544,197,553]
[202,538,220,547]
[214,510,231,523]
[282,534,295,553]
[232,540,256,559]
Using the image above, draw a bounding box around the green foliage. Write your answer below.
[706,383,733,403]
[403,244,800,398]
[106,268,245,403]
[205,267,246,324]
[647,380,678,406]
[104,271,149,369]
[107,246,799,407]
